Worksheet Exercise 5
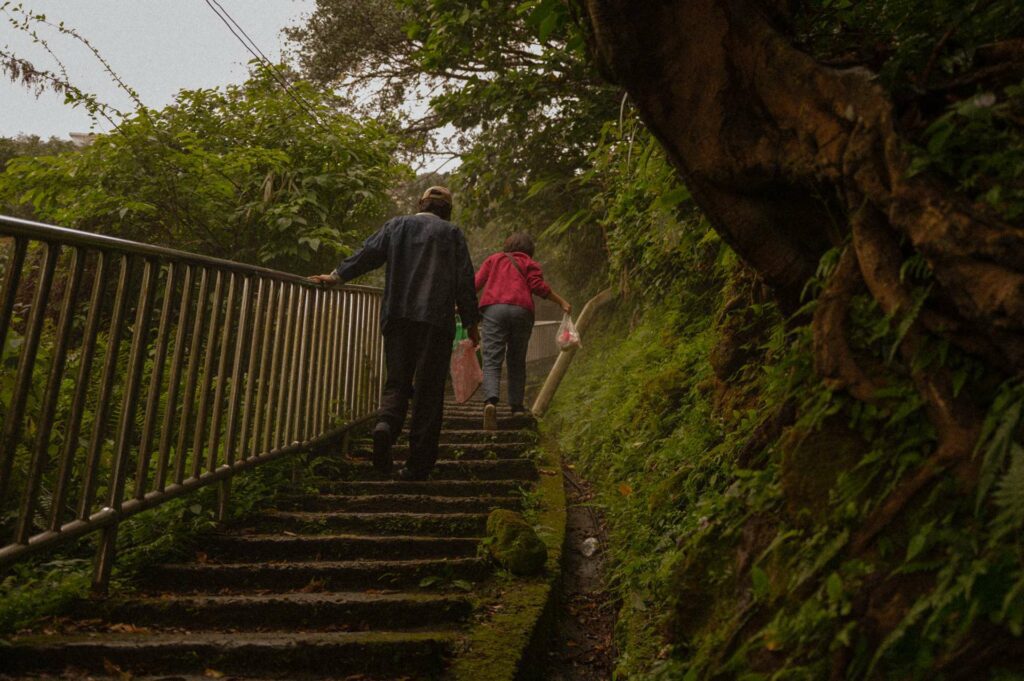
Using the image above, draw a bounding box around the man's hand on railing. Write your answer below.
[309,272,341,286]
[468,323,481,348]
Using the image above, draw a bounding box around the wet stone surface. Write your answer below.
[543,465,616,680]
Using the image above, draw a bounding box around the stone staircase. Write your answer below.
[1,402,539,680]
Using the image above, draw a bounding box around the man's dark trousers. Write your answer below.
[377,319,454,475]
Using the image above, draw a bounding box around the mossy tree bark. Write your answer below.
[582,0,1024,673]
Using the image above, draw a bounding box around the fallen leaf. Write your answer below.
[204,669,225,678]
[299,578,326,593]
[618,483,633,497]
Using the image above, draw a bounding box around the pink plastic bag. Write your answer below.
[556,313,581,351]
[450,339,483,403]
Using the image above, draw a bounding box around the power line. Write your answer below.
[201,0,335,137]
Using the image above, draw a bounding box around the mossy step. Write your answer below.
[1,630,454,678]
[69,591,472,632]
[142,557,491,592]
[350,442,531,460]
[433,429,537,445]
[438,414,535,430]
[341,459,538,481]
[274,494,521,514]
[322,479,527,497]
[204,533,480,561]
[250,510,488,537]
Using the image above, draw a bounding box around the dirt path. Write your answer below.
[543,465,616,680]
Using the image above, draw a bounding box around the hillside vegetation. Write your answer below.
[3,1,1024,677]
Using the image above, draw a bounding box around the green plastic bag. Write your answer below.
[453,319,468,351]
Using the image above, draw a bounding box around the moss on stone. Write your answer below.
[779,415,865,524]
[447,430,566,681]
[485,510,548,577]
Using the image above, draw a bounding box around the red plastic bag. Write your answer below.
[450,339,483,403]
[556,313,581,351]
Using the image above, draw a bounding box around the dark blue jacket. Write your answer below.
[333,213,481,333]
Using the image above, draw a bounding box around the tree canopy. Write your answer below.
[0,65,407,272]
[287,0,620,277]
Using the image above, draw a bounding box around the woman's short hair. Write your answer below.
[503,232,535,257]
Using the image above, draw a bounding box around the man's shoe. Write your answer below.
[372,422,393,474]
[510,405,532,417]
[483,403,498,431]
[395,466,429,481]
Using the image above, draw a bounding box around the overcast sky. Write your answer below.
[1,0,314,139]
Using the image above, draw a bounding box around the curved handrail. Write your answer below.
[531,288,614,416]
[0,214,380,292]
[0,215,384,592]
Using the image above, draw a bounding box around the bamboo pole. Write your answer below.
[531,288,614,416]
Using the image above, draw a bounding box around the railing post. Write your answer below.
[216,478,232,525]
[91,523,118,599]
[0,214,388,588]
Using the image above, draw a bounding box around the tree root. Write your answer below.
[812,246,882,401]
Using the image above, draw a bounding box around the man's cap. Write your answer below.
[420,186,453,205]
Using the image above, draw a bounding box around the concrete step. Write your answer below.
[439,414,534,430]
[141,557,491,592]
[434,429,537,445]
[204,533,481,561]
[70,591,472,632]
[321,479,526,497]
[247,510,489,537]
[351,441,531,460]
[274,494,520,514]
[2,630,454,678]
[341,458,538,481]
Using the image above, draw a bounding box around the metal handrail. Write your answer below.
[526,320,561,364]
[0,215,385,591]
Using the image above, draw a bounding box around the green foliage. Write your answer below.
[549,114,710,295]
[0,558,90,635]
[550,234,1024,678]
[0,64,407,272]
[796,0,1023,93]
[910,83,1024,220]
[796,0,1024,224]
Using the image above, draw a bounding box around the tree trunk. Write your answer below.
[583,0,1024,369]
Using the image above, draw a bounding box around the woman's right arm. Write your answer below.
[546,290,572,315]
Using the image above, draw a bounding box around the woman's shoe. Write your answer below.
[483,403,498,431]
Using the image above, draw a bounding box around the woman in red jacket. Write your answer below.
[475,232,571,429]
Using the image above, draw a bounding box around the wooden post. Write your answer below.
[531,288,614,416]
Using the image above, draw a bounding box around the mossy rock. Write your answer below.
[779,415,865,524]
[485,509,547,576]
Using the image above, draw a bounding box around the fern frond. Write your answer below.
[993,444,1024,533]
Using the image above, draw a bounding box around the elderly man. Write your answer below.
[310,186,480,480]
